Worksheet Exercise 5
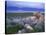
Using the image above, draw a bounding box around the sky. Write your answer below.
[6,0,44,2]
[6,1,45,13]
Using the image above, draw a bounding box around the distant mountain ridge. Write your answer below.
[7,6,44,13]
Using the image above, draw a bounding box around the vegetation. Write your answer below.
[6,13,44,34]
[6,24,24,34]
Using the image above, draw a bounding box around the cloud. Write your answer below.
[7,1,44,9]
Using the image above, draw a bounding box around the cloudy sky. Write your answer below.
[6,1,45,13]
